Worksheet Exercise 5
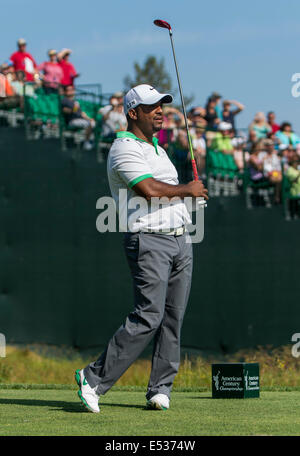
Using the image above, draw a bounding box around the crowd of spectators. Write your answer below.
[1,38,300,208]
[156,92,300,206]
[0,38,79,110]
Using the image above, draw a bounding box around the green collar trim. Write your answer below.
[117,131,159,155]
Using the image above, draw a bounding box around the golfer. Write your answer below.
[75,84,208,413]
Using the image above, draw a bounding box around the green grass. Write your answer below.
[1,345,299,435]
[1,389,300,436]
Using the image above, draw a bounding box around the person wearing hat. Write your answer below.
[211,121,234,154]
[0,62,14,82]
[0,63,20,109]
[10,38,37,82]
[37,50,63,94]
[57,49,79,88]
[98,92,127,139]
[75,84,208,413]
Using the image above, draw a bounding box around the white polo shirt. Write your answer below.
[107,131,192,232]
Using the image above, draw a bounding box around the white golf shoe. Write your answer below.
[75,369,100,413]
[147,393,170,410]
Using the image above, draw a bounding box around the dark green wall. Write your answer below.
[0,127,299,353]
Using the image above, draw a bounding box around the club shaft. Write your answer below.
[168,31,196,165]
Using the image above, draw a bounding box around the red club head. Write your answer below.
[153,19,172,31]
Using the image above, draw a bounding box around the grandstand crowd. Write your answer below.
[1,38,300,215]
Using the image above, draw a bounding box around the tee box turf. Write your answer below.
[212,363,260,399]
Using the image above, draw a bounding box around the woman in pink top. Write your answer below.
[38,49,63,94]
[57,49,79,88]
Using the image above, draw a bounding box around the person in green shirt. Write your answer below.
[211,121,233,153]
[286,157,300,197]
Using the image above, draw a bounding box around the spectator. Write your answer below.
[287,145,298,161]
[278,145,296,172]
[246,129,257,152]
[10,38,37,82]
[2,61,14,82]
[9,69,35,100]
[61,85,95,150]
[98,92,127,139]
[9,69,24,95]
[191,123,206,176]
[275,122,300,148]
[222,99,244,133]
[0,63,20,109]
[266,130,280,150]
[286,156,300,197]
[211,121,234,154]
[158,106,184,149]
[57,49,79,88]
[38,50,63,94]
[209,92,223,119]
[267,111,280,133]
[190,106,207,129]
[172,120,191,182]
[261,139,282,203]
[231,136,249,171]
[248,139,267,183]
[249,112,271,140]
[204,98,220,137]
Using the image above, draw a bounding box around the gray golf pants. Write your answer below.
[84,230,193,400]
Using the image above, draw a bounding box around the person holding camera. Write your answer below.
[98,92,127,140]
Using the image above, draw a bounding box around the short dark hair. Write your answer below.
[280,122,292,131]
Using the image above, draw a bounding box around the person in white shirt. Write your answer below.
[191,123,206,176]
[261,139,282,204]
[99,92,127,139]
[75,84,208,413]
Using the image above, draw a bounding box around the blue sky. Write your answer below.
[2,0,300,130]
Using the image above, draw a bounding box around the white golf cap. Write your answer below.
[124,84,173,115]
[218,121,232,131]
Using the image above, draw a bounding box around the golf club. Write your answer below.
[154,19,199,181]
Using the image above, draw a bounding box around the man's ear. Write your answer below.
[128,108,138,121]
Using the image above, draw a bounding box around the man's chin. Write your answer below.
[153,122,163,132]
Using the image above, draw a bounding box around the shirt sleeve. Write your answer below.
[111,142,153,188]
[69,63,77,77]
[99,105,112,115]
[10,53,16,64]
